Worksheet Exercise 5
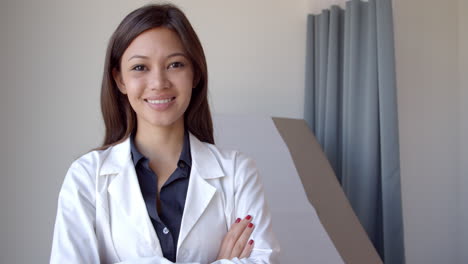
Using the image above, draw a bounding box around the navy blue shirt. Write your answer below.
[130,131,191,262]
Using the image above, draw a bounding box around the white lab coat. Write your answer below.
[50,133,280,264]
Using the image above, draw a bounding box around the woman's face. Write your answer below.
[113,27,195,130]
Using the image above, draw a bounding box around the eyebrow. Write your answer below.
[128,52,188,61]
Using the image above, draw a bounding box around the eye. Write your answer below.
[168,62,185,69]
[132,65,147,71]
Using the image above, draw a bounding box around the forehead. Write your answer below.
[123,27,186,58]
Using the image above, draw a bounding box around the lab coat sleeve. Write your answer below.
[50,160,100,263]
[229,152,280,263]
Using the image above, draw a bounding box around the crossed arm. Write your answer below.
[50,154,279,264]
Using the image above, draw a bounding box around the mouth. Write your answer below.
[145,97,176,105]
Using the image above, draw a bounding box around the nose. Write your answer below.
[148,68,170,90]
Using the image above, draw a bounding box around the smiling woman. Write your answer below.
[49,3,280,264]
[98,3,211,148]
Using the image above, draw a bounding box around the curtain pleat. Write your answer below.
[304,0,405,263]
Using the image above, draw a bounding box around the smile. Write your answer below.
[145,97,175,104]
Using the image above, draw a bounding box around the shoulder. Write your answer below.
[59,144,119,199]
[201,140,249,162]
[199,141,259,179]
[67,145,113,177]
[67,137,130,178]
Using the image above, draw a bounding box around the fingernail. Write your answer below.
[246,215,252,220]
[249,239,254,245]
[248,223,254,228]
[235,218,241,223]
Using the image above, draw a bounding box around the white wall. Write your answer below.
[458,0,468,262]
[393,0,462,263]
[177,0,307,118]
[0,0,308,262]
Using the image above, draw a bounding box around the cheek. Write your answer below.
[180,83,193,100]
[125,78,146,97]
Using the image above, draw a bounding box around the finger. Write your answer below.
[225,215,253,257]
[217,217,241,259]
[230,221,255,258]
[239,239,254,259]
[219,215,253,259]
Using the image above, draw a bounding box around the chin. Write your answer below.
[146,116,184,129]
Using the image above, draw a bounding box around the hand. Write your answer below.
[216,215,255,260]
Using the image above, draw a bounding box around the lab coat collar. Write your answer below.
[98,132,225,254]
[99,132,224,179]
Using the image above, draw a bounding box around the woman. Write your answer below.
[50,3,279,264]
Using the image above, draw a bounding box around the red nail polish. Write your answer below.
[249,239,254,245]
[235,218,241,223]
[246,215,252,220]
[248,223,254,228]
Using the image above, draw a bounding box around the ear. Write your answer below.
[112,68,127,94]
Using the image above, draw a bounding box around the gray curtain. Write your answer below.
[304,0,405,263]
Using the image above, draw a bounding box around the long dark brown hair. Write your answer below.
[97,3,213,150]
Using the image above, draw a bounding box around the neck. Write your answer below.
[134,118,185,163]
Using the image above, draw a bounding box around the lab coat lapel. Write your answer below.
[177,133,224,250]
[101,137,163,256]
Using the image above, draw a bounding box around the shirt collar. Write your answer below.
[130,130,192,169]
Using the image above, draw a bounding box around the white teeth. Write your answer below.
[146,98,173,104]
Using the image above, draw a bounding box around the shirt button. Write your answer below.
[163,227,169,234]
[178,161,186,168]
